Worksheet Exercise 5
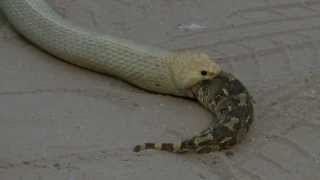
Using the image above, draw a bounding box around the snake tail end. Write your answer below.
[133,142,190,153]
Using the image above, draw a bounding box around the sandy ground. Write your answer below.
[1,0,320,179]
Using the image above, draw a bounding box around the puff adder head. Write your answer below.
[167,51,221,95]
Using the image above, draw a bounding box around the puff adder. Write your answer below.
[134,71,254,153]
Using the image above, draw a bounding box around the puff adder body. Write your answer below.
[134,72,254,153]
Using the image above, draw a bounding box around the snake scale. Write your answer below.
[1,0,254,154]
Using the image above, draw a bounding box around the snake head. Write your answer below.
[167,51,221,96]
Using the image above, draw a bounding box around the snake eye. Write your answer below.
[201,70,208,76]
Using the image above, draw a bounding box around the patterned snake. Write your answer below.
[1,0,254,153]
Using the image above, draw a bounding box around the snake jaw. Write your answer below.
[185,82,201,98]
[187,70,224,99]
[185,81,207,99]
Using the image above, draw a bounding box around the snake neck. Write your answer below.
[0,0,190,96]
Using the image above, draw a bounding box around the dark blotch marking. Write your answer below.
[133,145,141,152]
[161,143,174,152]
[181,139,196,150]
[145,143,155,149]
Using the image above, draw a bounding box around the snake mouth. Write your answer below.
[186,83,201,98]
[186,70,226,99]
[186,78,208,99]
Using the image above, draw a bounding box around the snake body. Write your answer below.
[0,0,220,97]
[1,0,254,154]
[134,71,254,153]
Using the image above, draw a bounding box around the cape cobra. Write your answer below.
[0,0,254,153]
